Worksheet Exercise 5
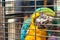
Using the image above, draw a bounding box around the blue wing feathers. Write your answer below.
[20,18,31,40]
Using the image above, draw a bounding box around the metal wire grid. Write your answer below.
[0,0,60,40]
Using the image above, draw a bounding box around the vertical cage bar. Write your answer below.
[54,0,57,17]
[2,0,5,40]
[35,0,36,40]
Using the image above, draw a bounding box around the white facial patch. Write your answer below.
[36,18,48,24]
[35,14,53,24]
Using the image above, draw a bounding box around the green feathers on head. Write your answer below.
[35,8,55,17]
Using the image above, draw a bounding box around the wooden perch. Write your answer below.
[43,0,47,7]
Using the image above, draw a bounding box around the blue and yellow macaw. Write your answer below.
[20,7,57,40]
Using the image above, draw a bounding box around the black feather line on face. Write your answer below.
[34,20,53,29]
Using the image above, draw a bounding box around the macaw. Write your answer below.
[20,7,56,40]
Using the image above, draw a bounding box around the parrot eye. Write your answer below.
[47,16,53,19]
[47,16,49,18]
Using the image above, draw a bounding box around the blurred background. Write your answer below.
[0,0,60,40]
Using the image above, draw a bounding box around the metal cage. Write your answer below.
[0,0,60,40]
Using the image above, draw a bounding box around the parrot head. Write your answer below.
[31,8,55,28]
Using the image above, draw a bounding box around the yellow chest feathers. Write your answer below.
[27,24,47,36]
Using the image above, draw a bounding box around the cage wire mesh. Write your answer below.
[0,0,60,40]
